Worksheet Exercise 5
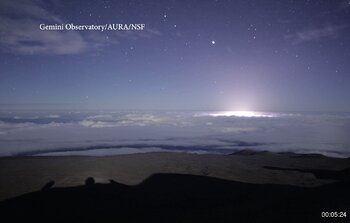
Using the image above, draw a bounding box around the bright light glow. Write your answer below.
[208,111,277,118]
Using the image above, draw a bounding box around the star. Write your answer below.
[211,40,216,45]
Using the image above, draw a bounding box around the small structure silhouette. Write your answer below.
[41,181,55,191]
[85,177,95,186]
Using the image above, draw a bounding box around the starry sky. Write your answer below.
[0,0,349,112]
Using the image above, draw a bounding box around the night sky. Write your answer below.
[0,0,349,112]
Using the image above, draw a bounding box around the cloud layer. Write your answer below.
[0,110,349,157]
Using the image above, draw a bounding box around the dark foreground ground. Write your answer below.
[0,151,350,222]
[1,173,349,223]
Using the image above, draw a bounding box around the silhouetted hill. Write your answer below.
[263,166,350,181]
[1,173,349,223]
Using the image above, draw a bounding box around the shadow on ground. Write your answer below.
[0,173,349,223]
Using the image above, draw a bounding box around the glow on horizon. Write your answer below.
[208,111,277,118]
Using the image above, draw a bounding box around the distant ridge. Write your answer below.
[231,149,347,159]
[230,149,273,156]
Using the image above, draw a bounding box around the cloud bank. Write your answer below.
[0,111,349,158]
